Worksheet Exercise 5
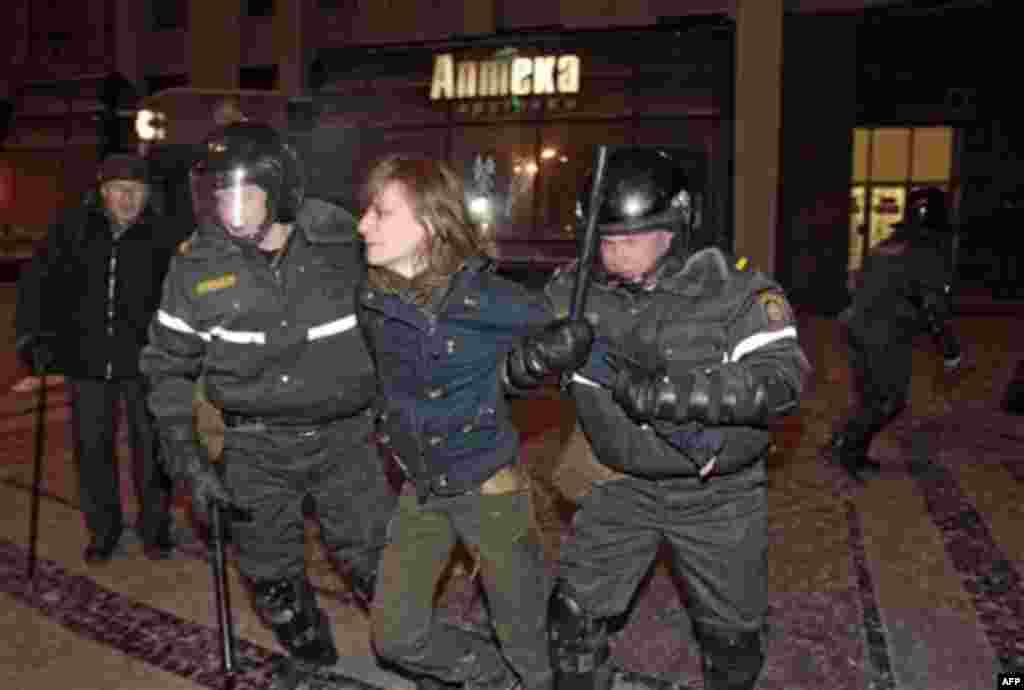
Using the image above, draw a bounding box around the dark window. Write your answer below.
[152,0,187,31]
[307,127,447,209]
[450,124,538,242]
[534,122,630,241]
[239,65,279,91]
[0,98,13,142]
[246,0,275,17]
[145,73,188,96]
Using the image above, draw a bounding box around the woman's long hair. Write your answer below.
[363,154,493,304]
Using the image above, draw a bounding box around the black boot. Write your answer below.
[142,521,177,561]
[348,567,377,611]
[83,530,122,565]
[828,430,881,483]
[549,580,613,690]
[267,656,321,690]
[695,624,764,690]
[841,454,882,483]
[836,436,881,483]
[253,578,340,667]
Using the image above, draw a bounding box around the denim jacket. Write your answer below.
[358,258,551,499]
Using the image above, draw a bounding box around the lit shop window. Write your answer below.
[848,126,954,270]
[849,186,865,269]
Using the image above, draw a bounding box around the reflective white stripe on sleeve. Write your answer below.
[209,326,266,345]
[726,326,798,363]
[156,311,267,344]
[156,310,212,342]
[307,314,358,341]
[572,372,603,388]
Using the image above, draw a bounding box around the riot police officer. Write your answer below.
[15,154,180,564]
[545,148,810,690]
[140,122,396,688]
[828,186,962,481]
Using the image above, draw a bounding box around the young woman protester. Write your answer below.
[355,154,592,690]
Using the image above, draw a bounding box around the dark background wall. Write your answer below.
[779,12,859,315]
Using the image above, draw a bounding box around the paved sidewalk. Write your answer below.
[1,280,1022,690]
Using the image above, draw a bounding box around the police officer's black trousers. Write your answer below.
[841,335,913,453]
[557,462,768,689]
[223,413,396,584]
[70,377,171,546]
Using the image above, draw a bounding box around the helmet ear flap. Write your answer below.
[274,138,305,223]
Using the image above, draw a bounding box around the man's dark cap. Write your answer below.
[97,154,150,184]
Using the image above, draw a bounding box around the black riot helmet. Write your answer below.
[576,148,696,238]
[904,186,950,230]
[190,121,305,245]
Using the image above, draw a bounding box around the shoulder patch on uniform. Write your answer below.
[735,257,748,271]
[756,289,793,327]
[195,273,237,296]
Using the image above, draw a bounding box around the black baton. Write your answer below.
[562,145,610,389]
[209,501,239,678]
[569,145,610,321]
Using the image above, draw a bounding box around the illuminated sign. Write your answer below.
[430,53,581,100]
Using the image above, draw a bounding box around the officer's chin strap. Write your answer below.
[224,217,276,251]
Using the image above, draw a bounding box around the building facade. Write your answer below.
[1,0,1016,305]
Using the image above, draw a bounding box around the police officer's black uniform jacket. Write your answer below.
[357,257,552,499]
[20,197,180,379]
[847,223,955,348]
[547,244,810,479]
[141,198,376,446]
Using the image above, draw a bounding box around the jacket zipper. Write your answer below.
[105,242,118,380]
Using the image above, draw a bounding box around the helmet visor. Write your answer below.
[191,166,271,241]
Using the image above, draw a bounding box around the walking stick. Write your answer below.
[26,365,48,582]
[25,337,57,583]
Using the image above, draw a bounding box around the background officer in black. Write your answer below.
[140,122,396,688]
[15,154,179,564]
[828,186,962,481]
[545,148,810,690]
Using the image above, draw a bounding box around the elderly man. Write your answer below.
[15,154,182,564]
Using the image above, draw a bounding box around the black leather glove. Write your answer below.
[613,366,696,423]
[164,439,241,521]
[506,318,595,389]
[16,333,57,374]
